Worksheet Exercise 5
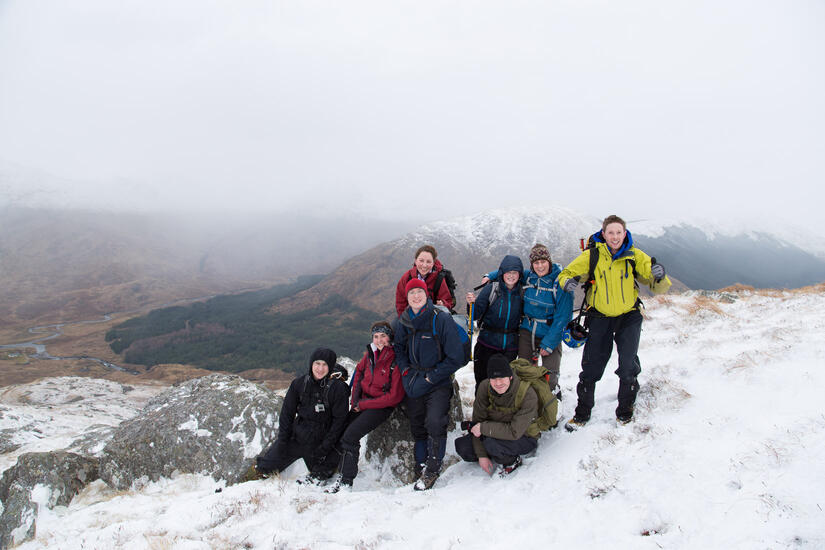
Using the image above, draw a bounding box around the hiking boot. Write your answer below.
[242,465,267,482]
[498,456,523,478]
[413,462,426,479]
[324,476,353,494]
[565,416,589,432]
[413,468,439,491]
[295,473,329,486]
[617,410,634,425]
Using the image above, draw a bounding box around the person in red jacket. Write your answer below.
[325,321,404,493]
[394,245,454,316]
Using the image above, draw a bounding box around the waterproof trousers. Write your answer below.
[454,434,537,466]
[517,328,563,389]
[405,384,452,472]
[337,407,393,481]
[256,438,340,478]
[574,309,642,421]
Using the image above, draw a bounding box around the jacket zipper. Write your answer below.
[602,271,610,305]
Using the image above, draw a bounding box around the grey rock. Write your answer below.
[0,429,21,454]
[365,379,463,484]
[65,425,118,457]
[0,451,98,549]
[98,374,282,489]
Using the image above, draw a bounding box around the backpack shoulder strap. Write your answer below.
[513,379,530,411]
[431,270,446,302]
[583,246,600,296]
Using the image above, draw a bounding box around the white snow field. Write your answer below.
[2,287,824,549]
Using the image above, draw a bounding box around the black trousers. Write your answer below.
[454,433,537,466]
[574,309,643,419]
[473,342,517,390]
[404,383,453,470]
[256,438,340,478]
[337,407,393,480]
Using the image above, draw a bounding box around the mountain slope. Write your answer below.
[633,222,825,289]
[3,285,824,548]
[0,207,412,329]
[276,205,614,317]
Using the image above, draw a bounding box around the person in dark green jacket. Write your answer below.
[454,354,538,476]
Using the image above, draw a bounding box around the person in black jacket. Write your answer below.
[249,347,350,484]
[393,278,464,491]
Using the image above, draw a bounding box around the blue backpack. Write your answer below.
[432,306,472,366]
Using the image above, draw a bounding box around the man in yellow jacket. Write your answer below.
[558,215,671,429]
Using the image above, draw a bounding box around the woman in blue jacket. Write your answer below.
[393,278,464,491]
[465,254,525,390]
[479,244,573,392]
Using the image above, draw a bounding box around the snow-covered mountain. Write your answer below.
[2,286,824,548]
[276,205,612,316]
[277,205,824,318]
[631,219,825,290]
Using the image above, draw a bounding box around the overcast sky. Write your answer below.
[0,0,823,229]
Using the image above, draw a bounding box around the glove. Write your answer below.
[651,263,665,280]
[563,278,579,293]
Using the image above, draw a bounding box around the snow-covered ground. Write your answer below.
[3,288,825,549]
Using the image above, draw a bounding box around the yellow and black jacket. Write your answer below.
[558,231,671,318]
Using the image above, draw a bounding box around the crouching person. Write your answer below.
[454,354,538,477]
[246,347,350,485]
[326,322,404,493]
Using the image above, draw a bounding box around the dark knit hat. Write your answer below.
[405,278,428,297]
[371,321,394,340]
[487,353,513,380]
[529,243,551,265]
[309,347,337,374]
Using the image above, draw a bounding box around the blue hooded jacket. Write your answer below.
[473,255,524,352]
[486,260,574,352]
[392,299,464,399]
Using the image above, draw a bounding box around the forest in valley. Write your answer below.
[105,275,381,373]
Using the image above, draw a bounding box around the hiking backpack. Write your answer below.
[427,306,472,366]
[431,268,458,314]
[486,358,559,438]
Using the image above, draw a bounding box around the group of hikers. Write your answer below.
[245,215,672,492]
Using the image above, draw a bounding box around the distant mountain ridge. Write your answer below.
[275,206,681,318]
[277,206,825,319]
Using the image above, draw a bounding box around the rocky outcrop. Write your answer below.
[98,374,282,489]
[0,451,98,549]
[364,379,463,484]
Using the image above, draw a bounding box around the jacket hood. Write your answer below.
[592,229,634,260]
[497,255,524,283]
[308,347,337,380]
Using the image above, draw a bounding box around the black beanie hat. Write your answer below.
[487,353,513,380]
[309,347,337,376]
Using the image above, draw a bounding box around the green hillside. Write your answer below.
[105,275,382,374]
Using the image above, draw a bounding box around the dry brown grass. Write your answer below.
[685,295,727,316]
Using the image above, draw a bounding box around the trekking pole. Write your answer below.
[468,302,475,361]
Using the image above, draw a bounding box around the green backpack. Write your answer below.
[487,358,559,438]
[512,358,559,437]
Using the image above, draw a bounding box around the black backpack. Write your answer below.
[431,268,458,314]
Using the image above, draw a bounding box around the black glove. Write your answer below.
[651,263,665,280]
[563,278,579,293]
